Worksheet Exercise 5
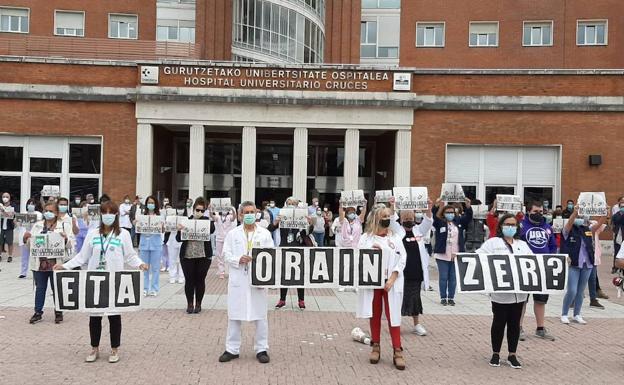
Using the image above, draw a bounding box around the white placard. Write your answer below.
[496,195,523,213]
[374,190,393,203]
[71,207,88,216]
[552,218,567,234]
[250,247,388,289]
[278,208,309,229]
[440,183,466,202]
[393,187,428,210]
[577,192,608,217]
[53,270,143,313]
[180,219,212,241]
[472,204,489,220]
[340,190,366,208]
[87,204,101,221]
[165,215,188,233]
[210,198,232,213]
[30,232,65,259]
[41,185,60,197]
[135,214,164,234]
[0,205,15,219]
[14,213,38,229]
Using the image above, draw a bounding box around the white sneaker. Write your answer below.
[573,315,587,324]
[143,290,148,297]
[177,279,185,284]
[560,315,570,324]
[338,288,346,292]
[169,279,176,284]
[413,324,427,336]
[149,291,158,297]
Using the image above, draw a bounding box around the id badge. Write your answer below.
[287,233,294,244]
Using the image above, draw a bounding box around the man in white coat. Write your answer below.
[219,201,274,364]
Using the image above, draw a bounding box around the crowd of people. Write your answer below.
[0,190,623,370]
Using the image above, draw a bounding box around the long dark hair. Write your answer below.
[496,213,521,239]
[99,201,121,236]
[143,195,160,215]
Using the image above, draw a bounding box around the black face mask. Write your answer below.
[529,213,543,224]
[380,219,391,228]
[402,221,415,228]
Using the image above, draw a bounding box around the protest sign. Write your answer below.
[180,219,211,241]
[164,210,187,233]
[340,190,366,208]
[135,214,164,234]
[0,205,15,219]
[30,232,65,259]
[41,185,60,197]
[577,192,608,217]
[393,187,428,210]
[278,208,309,229]
[87,204,101,221]
[53,270,143,313]
[71,207,88,217]
[374,190,393,204]
[454,253,568,294]
[250,247,388,289]
[552,218,567,233]
[14,213,38,229]
[440,183,466,202]
[472,204,489,220]
[496,194,523,213]
[210,198,232,213]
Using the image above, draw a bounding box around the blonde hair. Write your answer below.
[364,204,393,235]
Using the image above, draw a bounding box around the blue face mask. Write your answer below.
[27,204,35,212]
[567,204,574,211]
[620,206,624,213]
[59,205,68,213]
[502,226,517,238]
[43,211,56,220]
[102,213,116,226]
[243,213,256,225]
[147,203,155,211]
[347,213,356,221]
[574,218,585,227]
[444,213,455,222]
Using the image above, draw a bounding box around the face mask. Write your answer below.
[567,204,574,211]
[75,199,81,205]
[59,205,68,213]
[316,210,322,216]
[2,197,9,203]
[286,204,295,208]
[528,213,543,223]
[620,206,624,213]
[27,204,35,212]
[44,211,56,220]
[269,203,275,208]
[101,214,116,226]
[147,203,155,211]
[403,220,414,228]
[187,202,193,208]
[543,201,549,208]
[415,212,424,220]
[243,213,256,225]
[125,200,130,204]
[347,213,356,221]
[544,214,553,224]
[502,226,517,238]
[194,211,204,219]
[163,201,169,206]
[380,219,391,228]
[574,218,585,227]
[323,207,328,212]
[444,213,455,222]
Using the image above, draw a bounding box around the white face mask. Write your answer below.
[2,196,9,203]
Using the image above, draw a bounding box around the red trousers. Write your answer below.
[370,289,402,349]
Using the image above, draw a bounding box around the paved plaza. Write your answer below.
[1,253,623,385]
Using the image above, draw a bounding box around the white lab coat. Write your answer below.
[223,224,274,321]
[476,237,530,304]
[356,231,407,327]
[392,215,434,290]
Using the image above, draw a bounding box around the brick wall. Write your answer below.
[196,0,232,60]
[0,61,137,87]
[324,0,361,64]
[0,99,137,202]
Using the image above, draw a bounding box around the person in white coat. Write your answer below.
[54,201,147,363]
[356,204,407,370]
[219,201,274,364]
[213,206,237,279]
[476,213,529,369]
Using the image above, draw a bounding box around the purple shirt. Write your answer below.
[578,237,593,269]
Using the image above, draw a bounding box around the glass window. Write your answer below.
[577,21,607,45]
[317,146,344,177]
[31,177,61,199]
[417,23,445,47]
[485,186,515,205]
[362,0,400,8]
[109,14,138,39]
[55,11,84,37]
[469,22,498,47]
[524,187,553,207]
[358,147,372,177]
[0,176,20,207]
[70,178,100,200]
[0,146,23,171]
[307,145,316,176]
[0,7,29,33]
[157,26,168,40]
[176,142,189,173]
[69,144,101,174]
[205,143,241,175]
[30,158,62,173]
[256,144,293,175]
[461,185,477,202]
[523,22,552,46]
[377,46,398,58]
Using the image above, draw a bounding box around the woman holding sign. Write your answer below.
[176,197,215,314]
[23,202,71,324]
[138,196,164,296]
[357,204,407,370]
[18,198,43,278]
[476,213,530,369]
[54,201,148,363]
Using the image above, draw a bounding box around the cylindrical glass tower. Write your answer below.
[232,0,325,63]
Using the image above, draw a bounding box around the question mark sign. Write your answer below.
[547,257,564,287]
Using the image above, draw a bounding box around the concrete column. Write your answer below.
[292,127,308,201]
[343,129,360,190]
[394,130,412,187]
[136,123,153,199]
[241,126,257,202]
[188,124,205,200]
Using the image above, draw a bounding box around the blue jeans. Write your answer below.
[562,266,592,317]
[33,270,55,314]
[436,259,456,300]
[142,249,161,293]
[313,231,324,247]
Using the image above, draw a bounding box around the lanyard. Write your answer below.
[98,232,114,270]
[245,229,256,256]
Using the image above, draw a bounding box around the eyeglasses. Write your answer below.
[195,209,206,213]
